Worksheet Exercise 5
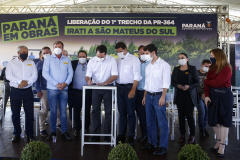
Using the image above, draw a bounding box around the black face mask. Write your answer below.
[19,53,28,61]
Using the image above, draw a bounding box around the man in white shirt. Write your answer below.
[141,44,171,156]
[86,45,118,142]
[6,45,38,142]
[115,42,142,146]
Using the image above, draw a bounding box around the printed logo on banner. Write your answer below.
[1,16,59,42]
[182,21,212,31]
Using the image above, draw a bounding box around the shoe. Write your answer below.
[141,143,156,150]
[137,136,147,143]
[188,136,196,144]
[104,136,111,142]
[57,124,61,131]
[47,132,56,141]
[153,147,167,156]
[179,135,185,142]
[209,147,218,151]
[74,130,80,137]
[199,129,205,137]
[89,136,100,142]
[12,135,20,142]
[62,132,72,141]
[40,130,49,137]
[204,129,209,136]
[217,143,226,157]
[128,136,134,146]
[27,136,35,142]
[116,135,125,144]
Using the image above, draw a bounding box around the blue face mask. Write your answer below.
[210,57,216,65]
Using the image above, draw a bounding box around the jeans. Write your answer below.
[117,84,136,137]
[10,87,34,136]
[146,93,169,149]
[68,88,74,121]
[47,89,68,133]
[197,95,208,129]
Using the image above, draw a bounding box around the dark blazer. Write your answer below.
[171,65,200,106]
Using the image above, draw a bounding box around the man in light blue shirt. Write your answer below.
[135,45,149,143]
[43,41,73,141]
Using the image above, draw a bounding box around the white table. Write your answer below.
[81,85,117,156]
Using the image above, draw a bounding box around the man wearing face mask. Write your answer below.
[6,45,38,142]
[115,42,142,146]
[43,41,73,141]
[86,45,118,142]
[69,50,92,137]
[35,46,52,137]
[197,59,211,137]
[141,44,171,156]
[135,45,149,143]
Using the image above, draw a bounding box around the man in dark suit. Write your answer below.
[70,50,92,136]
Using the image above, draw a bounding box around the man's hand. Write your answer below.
[18,80,28,88]
[87,79,93,85]
[37,92,42,98]
[96,82,108,86]
[183,85,190,91]
[56,83,68,90]
[201,93,205,100]
[205,97,211,106]
[128,89,136,99]
[159,96,165,107]
[142,97,146,106]
[56,83,62,90]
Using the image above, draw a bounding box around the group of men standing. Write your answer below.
[6,41,171,156]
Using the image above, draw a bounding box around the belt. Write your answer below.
[147,91,162,95]
[11,87,31,90]
[92,83,114,86]
[117,83,133,87]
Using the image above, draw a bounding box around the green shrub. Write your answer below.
[21,141,52,160]
[177,144,210,160]
[108,143,138,160]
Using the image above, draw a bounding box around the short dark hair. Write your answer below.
[53,41,64,48]
[115,42,127,50]
[202,59,211,65]
[42,46,51,51]
[78,50,87,57]
[144,43,157,55]
[96,45,107,54]
[138,45,145,51]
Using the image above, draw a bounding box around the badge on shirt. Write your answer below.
[185,72,189,74]
[64,62,68,64]
[27,64,32,66]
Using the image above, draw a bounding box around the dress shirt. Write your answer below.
[137,61,150,90]
[35,60,47,92]
[42,54,73,90]
[6,58,37,89]
[73,62,88,90]
[116,52,142,84]
[86,55,118,84]
[144,58,171,92]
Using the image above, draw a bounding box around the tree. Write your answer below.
[128,41,137,54]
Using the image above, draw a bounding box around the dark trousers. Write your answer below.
[92,89,112,134]
[73,89,92,131]
[176,91,195,136]
[68,88,74,121]
[135,90,147,137]
[117,84,136,137]
[4,82,10,115]
[10,87,34,136]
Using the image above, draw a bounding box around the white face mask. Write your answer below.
[43,54,50,59]
[140,55,146,61]
[97,57,105,62]
[178,59,187,66]
[79,58,86,64]
[202,66,209,72]
[145,54,153,62]
[117,52,125,59]
[54,48,62,55]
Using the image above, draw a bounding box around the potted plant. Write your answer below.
[108,143,138,160]
[177,144,210,160]
[21,141,52,160]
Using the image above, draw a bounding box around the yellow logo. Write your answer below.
[185,72,189,74]
[27,64,32,66]
[64,62,68,64]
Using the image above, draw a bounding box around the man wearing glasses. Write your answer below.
[69,50,92,137]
